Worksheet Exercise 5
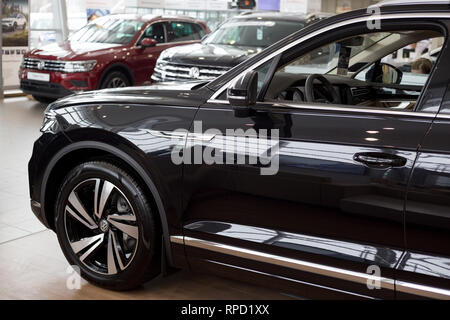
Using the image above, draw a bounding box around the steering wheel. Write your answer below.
[305,74,341,104]
[277,87,304,102]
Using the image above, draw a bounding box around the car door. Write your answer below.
[181,19,445,299]
[395,33,450,299]
[129,21,170,85]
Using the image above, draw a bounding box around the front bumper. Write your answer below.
[19,67,98,98]
[21,79,73,99]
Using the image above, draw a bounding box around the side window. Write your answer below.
[140,22,165,44]
[167,21,198,42]
[192,23,206,39]
[355,37,443,86]
[217,58,274,101]
[264,30,443,112]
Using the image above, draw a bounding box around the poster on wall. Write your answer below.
[336,0,352,13]
[86,0,112,21]
[2,0,29,88]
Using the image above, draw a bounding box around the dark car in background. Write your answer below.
[151,12,307,82]
[19,14,209,102]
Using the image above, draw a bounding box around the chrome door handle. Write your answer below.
[353,152,407,168]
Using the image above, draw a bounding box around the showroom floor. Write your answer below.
[0,97,288,299]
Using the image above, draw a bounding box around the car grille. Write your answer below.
[23,58,67,72]
[152,62,228,82]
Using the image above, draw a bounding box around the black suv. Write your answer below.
[151,12,307,82]
[29,2,450,299]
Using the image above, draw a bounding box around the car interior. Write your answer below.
[264,30,444,112]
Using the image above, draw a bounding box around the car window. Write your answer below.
[167,21,202,42]
[204,19,303,48]
[70,17,144,45]
[140,22,165,44]
[355,37,443,86]
[217,57,274,100]
[264,30,443,113]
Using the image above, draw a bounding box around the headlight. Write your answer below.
[63,60,97,73]
[158,49,173,61]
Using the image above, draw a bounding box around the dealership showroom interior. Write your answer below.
[1,0,450,303]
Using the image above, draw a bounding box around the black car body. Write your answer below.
[151,12,307,82]
[29,2,450,299]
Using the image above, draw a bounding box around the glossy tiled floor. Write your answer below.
[0,97,286,299]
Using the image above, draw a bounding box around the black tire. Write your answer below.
[55,161,160,290]
[32,95,56,104]
[100,71,130,89]
[22,22,27,30]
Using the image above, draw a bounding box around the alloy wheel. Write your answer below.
[64,178,139,275]
[107,77,127,88]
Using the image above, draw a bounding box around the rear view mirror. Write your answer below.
[227,70,258,117]
[338,36,364,47]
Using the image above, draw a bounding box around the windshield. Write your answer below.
[204,19,303,48]
[7,14,17,18]
[69,17,144,45]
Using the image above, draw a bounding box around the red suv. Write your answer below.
[20,14,210,102]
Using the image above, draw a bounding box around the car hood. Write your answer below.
[2,19,15,23]
[160,43,262,68]
[47,80,211,111]
[26,41,122,60]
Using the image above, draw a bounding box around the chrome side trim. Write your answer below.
[170,235,395,290]
[396,281,450,300]
[206,99,437,118]
[210,12,450,100]
[171,235,450,299]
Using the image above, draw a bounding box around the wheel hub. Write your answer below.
[99,219,109,233]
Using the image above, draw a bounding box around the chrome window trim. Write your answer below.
[171,235,450,299]
[209,12,450,101]
[207,99,437,118]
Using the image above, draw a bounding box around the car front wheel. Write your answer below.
[100,71,130,89]
[55,161,160,290]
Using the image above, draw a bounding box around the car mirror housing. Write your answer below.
[227,70,258,117]
[141,38,157,48]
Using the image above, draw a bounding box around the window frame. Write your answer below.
[135,21,167,46]
[208,14,449,116]
[165,20,203,43]
[259,25,445,112]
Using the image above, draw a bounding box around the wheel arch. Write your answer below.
[98,63,135,89]
[41,140,173,266]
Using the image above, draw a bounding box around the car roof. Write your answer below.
[103,13,199,23]
[378,0,450,7]
[232,11,307,23]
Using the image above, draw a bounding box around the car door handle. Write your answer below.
[353,152,407,168]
